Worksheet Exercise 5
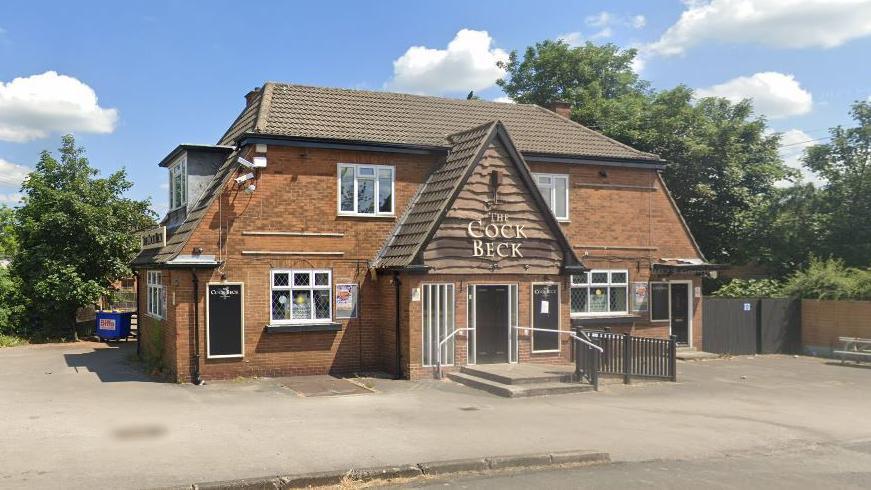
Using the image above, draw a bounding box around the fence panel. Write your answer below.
[703,298,758,355]
[760,298,801,354]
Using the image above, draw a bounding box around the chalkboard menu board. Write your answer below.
[532,283,560,351]
[207,283,244,358]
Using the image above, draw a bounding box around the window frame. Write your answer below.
[168,156,187,211]
[269,269,333,325]
[421,283,456,367]
[336,163,395,217]
[533,173,569,221]
[570,269,629,317]
[146,271,166,319]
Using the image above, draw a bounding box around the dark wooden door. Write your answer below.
[475,285,509,363]
[670,283,689,344]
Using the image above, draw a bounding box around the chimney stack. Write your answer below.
[547,101,572,119]
[244,87,261,107]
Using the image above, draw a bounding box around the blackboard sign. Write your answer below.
[532,283,560,352]
[207,283,244,358]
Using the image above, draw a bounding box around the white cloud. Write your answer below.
[492,96,515,104]
[585,12,612,28]
[557,32,583,46]
[0,192,22,204]
[591,27,613,39]
[776,128,825,186]
[631,15,647,29]
[696,72,812,119]
[0,71,118,143]
[0,158,30,186]
[386,29,508,95]
[646,0,871,57]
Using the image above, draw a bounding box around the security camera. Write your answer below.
[235,172,255,184]
[237,156,255,168]
[243,184,256,194]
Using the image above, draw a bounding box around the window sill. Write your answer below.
[265,322,342,333]
[336,213,395,219]
[571,315,642,326]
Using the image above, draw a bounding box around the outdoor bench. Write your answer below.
[834,336,871,363]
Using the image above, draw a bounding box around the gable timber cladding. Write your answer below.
[133,82,711,382]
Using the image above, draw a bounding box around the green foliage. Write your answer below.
[0,333,27,348]
[0,266,25,334]
[712,278,785,298]
[781,257,871,300]
[12,135,155,337]
[0,205,16,258]
[497,41,791,265]
[801,101,871,267]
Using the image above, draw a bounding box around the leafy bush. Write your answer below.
[781,257,871,300]
[712,278,785,298]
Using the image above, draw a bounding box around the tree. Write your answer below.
[0,205,16,258]
[12,135,154,338]
[497,41,792,264]
[803,101,871,267]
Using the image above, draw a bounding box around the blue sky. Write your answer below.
[1,0,869,213]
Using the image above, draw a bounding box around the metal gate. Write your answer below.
[703,297,800,355]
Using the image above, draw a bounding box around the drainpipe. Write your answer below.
[191,269,203,385]
[133,270,141,358]
[393,272,402,380]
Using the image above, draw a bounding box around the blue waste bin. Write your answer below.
[96,311,133,341]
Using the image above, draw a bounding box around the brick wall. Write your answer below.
[802,299,871,355]
[144,143,705,382]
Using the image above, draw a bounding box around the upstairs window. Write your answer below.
[168,156,187,211]
[271,270,332,324]
[533,173,569,221]
[338,164,394,216]
[570,270,628,316]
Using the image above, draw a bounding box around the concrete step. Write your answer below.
[447,372,595,398]
[460,365,575,385]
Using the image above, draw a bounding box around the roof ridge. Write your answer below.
[446,120,500,142]
[253,82,274,133]
[266,81,531,108]
[530,104,661,161]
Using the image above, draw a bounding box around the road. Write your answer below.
[404,441,871,489]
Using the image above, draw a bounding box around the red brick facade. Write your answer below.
[139,142,704,382]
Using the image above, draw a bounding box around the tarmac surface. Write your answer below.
[1,342,870,489]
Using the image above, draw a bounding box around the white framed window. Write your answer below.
[533,173,569,221]
[421,283,455,367]
[168,156,187,211]
[270,269,332,324]
[650,282,670,322]
[570,270,628,316]
[337,163,394,216]
[146,271,166,319]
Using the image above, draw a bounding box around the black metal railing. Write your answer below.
[574,332,600,390]
[581,330,677,383]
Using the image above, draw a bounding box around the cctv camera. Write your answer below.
[237,156,255,168]
[244,184,256,194]
[235,172,255,184]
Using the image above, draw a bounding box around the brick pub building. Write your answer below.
[133,83,716,383]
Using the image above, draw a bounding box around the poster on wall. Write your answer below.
[631,282,649,312]
[336,284,358,319]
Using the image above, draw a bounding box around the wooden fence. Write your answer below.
[802,300,871,356]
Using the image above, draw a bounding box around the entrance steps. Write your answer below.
[447,364,595,398]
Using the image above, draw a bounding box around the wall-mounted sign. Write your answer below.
[140,226,166,250]
[206,283,244,358]
[466,212,526,258]
[631,282,649,312]
[336,284,358,319]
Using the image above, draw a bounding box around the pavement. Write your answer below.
[1,342,870,489]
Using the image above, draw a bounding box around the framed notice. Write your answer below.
[206,283,244,358]
[631,282,649,312]
[336,284,358,319]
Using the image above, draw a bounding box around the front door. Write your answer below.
[475,285,509,363]
[670,283,690,344]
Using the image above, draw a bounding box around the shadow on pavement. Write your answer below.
[63,343,158,383]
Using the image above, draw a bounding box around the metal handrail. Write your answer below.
[513,326,604,353]
[435,327,473,379]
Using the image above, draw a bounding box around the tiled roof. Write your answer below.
[374,121,497,268]
[253,83,660,161]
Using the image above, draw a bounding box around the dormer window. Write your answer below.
[168,156,187,211]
